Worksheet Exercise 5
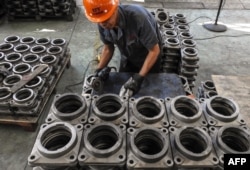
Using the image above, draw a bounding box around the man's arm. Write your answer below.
[97,44,115,69]
[139,43,160,77]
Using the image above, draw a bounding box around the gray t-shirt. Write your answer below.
[98,5,162,67]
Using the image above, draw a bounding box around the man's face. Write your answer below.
[98,10,118,29]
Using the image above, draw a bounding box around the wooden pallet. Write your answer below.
[0,54,71,131]
[212,75,250,127]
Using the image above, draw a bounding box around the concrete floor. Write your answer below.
[0,1,250,170]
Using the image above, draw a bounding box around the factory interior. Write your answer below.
[0,0,250,170]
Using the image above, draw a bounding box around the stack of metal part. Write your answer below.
[28,92,250,169]
[154,8,199,90]
[0,35,70,116]
[5,0,76,21]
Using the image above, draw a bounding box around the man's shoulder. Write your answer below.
[120,4,146,13]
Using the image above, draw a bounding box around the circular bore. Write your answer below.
[0,43,14,52]
[166,38,179,46]
[205,91,218,98]
[181,39,196,47]
[205,96,239,122]
[183,47,198,57]
[180,32,193,39]
[36,122,77,158]
[0,87,12,102]
[84,123,123,157]
[0,52,5,60]
[132,96,165,124]
[52,93,87,121]
[51,38,66,46]
[13,88,35,103]
[35,38,50,45]
[92,94,125,121]
[0,62,13,71]
[32,64,50,76]
[162,24,174,30]
[30,45,46,54]
[170,96,202,123]
[164,30,177,37]
[174,127,212,160]
[25,76,43,89]
[203,80,215,91]
[4,35,20,44]
[3,74,22,87]
[40,55,57,65]
[131,127,169,162]
[13,63,31,74]
[5,52,22,63]
[22,54,40,64]
[176,19,188,25]
[47,46,63,55]
[14,44,30,53]
[20,36,36,44]
[217,126,250,154]
[175,13,185,19]
[177,25,189,32]
[157,11,168,23]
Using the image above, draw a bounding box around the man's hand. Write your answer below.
[124,74,144,95]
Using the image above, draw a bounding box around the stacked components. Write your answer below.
[153,8,199,90]
[0,35,70,116]
[28,93,250,169]
[5,0,76,21]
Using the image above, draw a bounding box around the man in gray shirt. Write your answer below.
[83,0,162,95]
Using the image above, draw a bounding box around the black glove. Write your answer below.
[124,73,144,94]
[94,68,103,77]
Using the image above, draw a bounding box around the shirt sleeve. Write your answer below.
[138,17,159,51]
[98,25,113,45]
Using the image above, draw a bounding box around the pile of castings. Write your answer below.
[153,8,198,90]
[28,93,250,170]
[0,35,70,116]
[5,0,76,21]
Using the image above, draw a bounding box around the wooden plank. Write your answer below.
[212,75,250,126]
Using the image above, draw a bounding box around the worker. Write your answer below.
[83,0,162,95]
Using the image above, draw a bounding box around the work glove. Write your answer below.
[124,73,144,95]
[94,68,103,77]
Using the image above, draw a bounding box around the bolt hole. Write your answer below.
[29,155,36,160]
[163,121,168,126]
[119,155,124,159]
[129,159,134,165]
[240,119,245,123]
[129,128,134,133]
[213,157,218,162]
[162,129,167,133]
[131,121,135,125]
[69,155,75,160]
[122,118,127,123]
[47,118,52,122]
[171,120,176,125]
[77,125,82,129]
[202,121,207,125]
[209,120,215,125]
[80,154,85,160]
[81,119,85,123]
[86,124,91,128]
[176,157,182,163]
[165,97,171,101]
[167,159,172,165]
[170,127,175,132]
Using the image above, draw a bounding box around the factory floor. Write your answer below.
[0,1,250,170]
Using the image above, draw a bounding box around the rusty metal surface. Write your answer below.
[212,75,250,127]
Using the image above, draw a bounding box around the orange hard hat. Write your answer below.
[83,0,119,23]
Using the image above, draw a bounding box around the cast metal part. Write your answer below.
[14,44,30,53]
[0,87,12,102]
[129,96,168,128]
[89,94,128,125]
[28,122,83,169]
[20,36,36,44]
[31,45,47,54]
[174,13,186,20]
[209,125,250,168]
[0,52,5,60]
[127,127,173,169]
[13,63,31,74]
[78,123,126,169]
[51,38,66,46]
[155,8,169,25]
[46,93,91,125]
[22,54,40,65]
[4,35,20,44]
[0,43,14,53]
[181,39,196,48]
[166,96,207,127]
[4,52,22,63]
[36,38,51,46]
[202,96,246,126]
[169,126,219,168]
[3,74,22,87]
